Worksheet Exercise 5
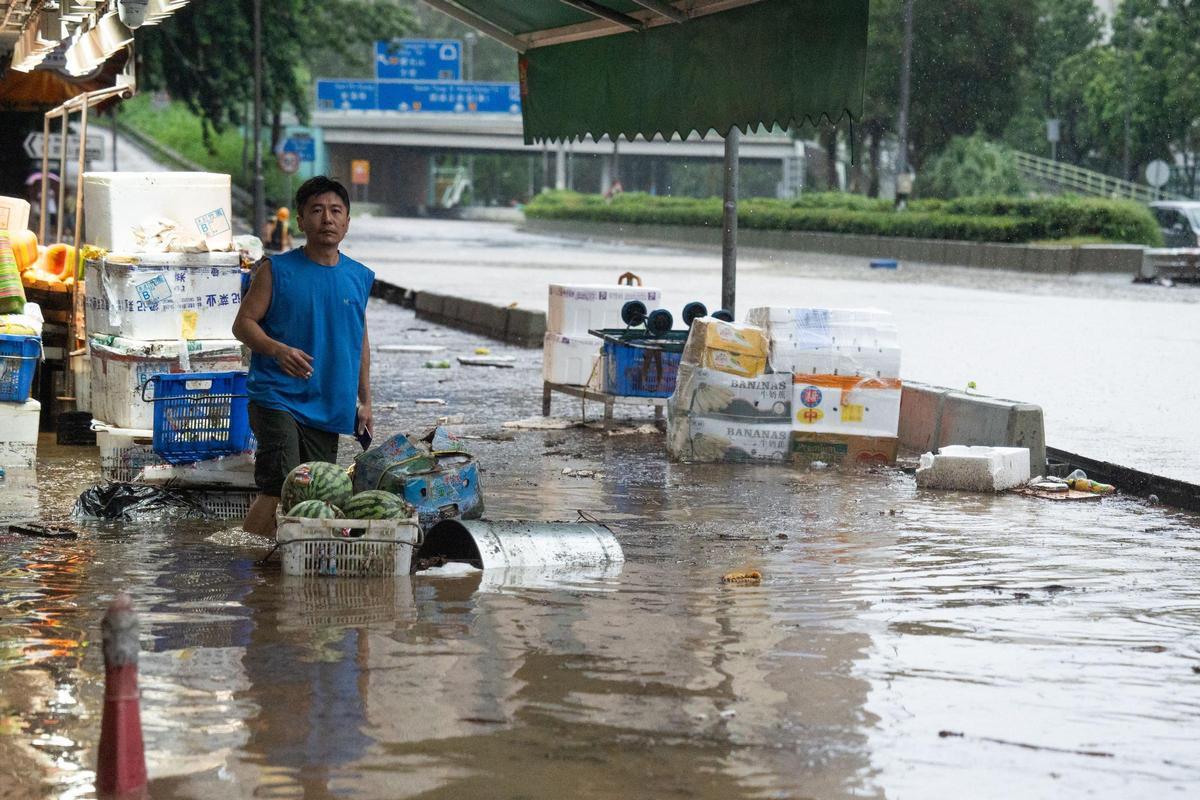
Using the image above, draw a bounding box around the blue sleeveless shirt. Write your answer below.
[247,247,374,434]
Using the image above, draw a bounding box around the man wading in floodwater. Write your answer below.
[233,176,375,536]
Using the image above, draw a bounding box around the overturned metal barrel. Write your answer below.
[416,520,624,570]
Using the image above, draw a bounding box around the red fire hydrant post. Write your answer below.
[96,592,147,799]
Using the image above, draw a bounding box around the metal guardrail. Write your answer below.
[1011,151,1179,203]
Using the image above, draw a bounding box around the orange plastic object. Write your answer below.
[44,243,76,280]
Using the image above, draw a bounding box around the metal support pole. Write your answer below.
[111,108,118,171]
[56,111,69,243]
[721,127,740,316]
[554,143,566,190]
[74,99,88,250]
[896,0,914,177]
[39,115,50,242]
[252,0,265,235]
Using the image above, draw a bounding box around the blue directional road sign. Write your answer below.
[375,39,461,81]
[282,135,316,162]
[377,81,521,114]
[315,80,378,111]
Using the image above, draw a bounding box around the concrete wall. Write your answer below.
[522,219,1145,275]
[899,381,1046,472]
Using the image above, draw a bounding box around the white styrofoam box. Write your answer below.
[767,322,900,351]
[543,331,602,386]
[0,399,40,467]
[547,283,664,336]
[85,252,242,340]
[915,445,1031,492]
[0,196,31,233]
[71,352,91,412]
[771,344,902,379]
[792,376,902,437]
[83,172,233,252]
[89,336,245,429]
[95,424,164,482]
[747,306,893,330]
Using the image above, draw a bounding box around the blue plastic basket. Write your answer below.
[591,329,687,397]
[144,371,252,465]
[0,334,41,403]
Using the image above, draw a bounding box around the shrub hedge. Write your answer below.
[524,191,1163,246]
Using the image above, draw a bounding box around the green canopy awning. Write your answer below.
[421,0,869,145]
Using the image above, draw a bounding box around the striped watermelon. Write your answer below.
[342,490,413,520]
[286,499,341,518]
[281,461,352,511]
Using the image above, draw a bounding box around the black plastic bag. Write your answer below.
[73,483,209,521]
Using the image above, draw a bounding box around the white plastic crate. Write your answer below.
[195,490,256,520]
[96,425,165,482]
[276,517,420,577]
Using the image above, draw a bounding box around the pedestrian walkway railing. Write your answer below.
[1011,150,1179,203]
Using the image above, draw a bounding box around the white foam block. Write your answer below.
[915,445,1031,492]
[0,399,40,467]
[83,172,233,251]
[542,331,601,386]
[547,283,664,336]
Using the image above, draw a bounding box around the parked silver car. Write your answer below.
[1148,200,1200,248]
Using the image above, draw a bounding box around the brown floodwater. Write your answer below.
[0,304,1197,799]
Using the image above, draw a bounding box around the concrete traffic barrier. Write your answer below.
[414,290,446,318]
[899,381,1046,472]
[96,593,147,799]
[505,307,547,346]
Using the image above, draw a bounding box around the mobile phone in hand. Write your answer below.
[355,429,372,451]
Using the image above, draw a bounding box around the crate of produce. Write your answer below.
[276,517,421,577]
[590,328,687,398]
[0,334,41,403]
[96,425,165,482]
[143,371,252,465]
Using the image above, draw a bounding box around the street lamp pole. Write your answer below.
[896,0,914,177]
[464,32,476,205]
[252,0,265,235]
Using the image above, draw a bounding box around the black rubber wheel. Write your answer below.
[712,308,734,322]
[621,300,648,327]
[646,308,674,336]
[681,301,708,326]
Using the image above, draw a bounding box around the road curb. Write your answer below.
[521,218,1145,276]
[371,280,546,347]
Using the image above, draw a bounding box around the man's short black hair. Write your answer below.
[295,176,350,214]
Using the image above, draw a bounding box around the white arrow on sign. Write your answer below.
[23,132,105,161]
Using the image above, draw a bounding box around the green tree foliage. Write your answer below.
[137,0,413,146]
[917,134,1027,199]
[859,0,1034,192]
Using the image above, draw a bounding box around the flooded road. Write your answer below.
[346,216,1200,484]
[1,302,1198,798]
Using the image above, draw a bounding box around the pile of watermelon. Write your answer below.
[282,462,415,520]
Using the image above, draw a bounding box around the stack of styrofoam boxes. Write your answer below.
[543,281,664,389]
[666,317,794,462]
[747,307,902,467]
[82,172,247,484]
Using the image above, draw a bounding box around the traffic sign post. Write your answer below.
[24,131,104,162]
[277,151,301,174]
[375,39,461,81]
[351,159,370,203]
[1145,159,1170,189]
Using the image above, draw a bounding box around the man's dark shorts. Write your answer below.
[248,402,340,497]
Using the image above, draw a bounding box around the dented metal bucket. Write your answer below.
[416,520,624,571]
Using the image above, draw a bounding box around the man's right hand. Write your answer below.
[275,344,314,379]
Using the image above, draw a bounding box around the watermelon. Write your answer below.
[281,461,352,511]
[286,499,341,519]
[342,489,413,520]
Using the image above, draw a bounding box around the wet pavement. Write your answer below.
[1,301,1199,799]
[345,216,1200,484]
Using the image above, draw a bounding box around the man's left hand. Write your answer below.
[356,402,374,439]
